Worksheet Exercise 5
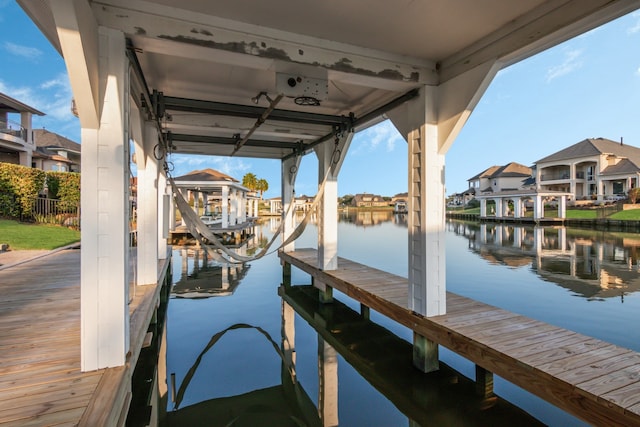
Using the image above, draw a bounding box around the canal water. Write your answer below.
[158,212,640,426]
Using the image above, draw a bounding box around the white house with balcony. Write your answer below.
[535,138,640,202]
[0,93,44,167]
[468,162,533,195]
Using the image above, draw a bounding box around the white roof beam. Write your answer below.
[92,0,437,86]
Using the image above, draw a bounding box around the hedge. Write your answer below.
[0,163,80,219]
[0,163,46,218]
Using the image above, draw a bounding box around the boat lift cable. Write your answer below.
[169,162,333,263]
[231,93,284,157]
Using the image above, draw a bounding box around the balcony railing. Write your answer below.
[540,172,570,181]
[0,119,27,142]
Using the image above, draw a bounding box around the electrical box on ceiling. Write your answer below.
[276,73,328,100]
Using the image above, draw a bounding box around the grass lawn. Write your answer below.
[0,219,80,250]
[610,209,640,220]
[565,209,598,219]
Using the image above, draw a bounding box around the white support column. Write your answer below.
[480,199,487,217]
[402,86,446,318]
[193,190,200,216]
[221,186,229,228]
[79,27,130,370]
[534,195,544,220]
[281,156,301,253]
[316,142,338,272]
[559,195,567,218]
[495,199,503,218]
[159,173,169,259]
[597,179,604,201]
[513,197,522,218]
[315,134,353,271]
[239,191,246,223]
[570,163,577,197]
[180,189,189,226]
[136,120,159,286]
[230,189,238,225]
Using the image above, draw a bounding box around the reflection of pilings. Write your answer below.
[318,336,338,427]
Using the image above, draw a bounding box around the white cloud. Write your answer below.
[0,74,78,138]
[352,120,403,154]
[3,41,42,61]
[628,12,640,35]
[169,154,251,178]
[546,49,584,82]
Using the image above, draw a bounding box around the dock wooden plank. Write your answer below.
[0,249,169,427]
[280,248,640,426]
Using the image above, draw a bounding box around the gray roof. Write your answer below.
[468,165,500,181]
[174,168,238,182]
[0,93,45,116]
[488,162,532,178]
[33,129,81,153]
[601,158,640,176]
[535,138,640,167]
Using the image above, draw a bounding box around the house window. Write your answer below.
[587,166,594,181]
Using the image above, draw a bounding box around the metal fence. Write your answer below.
[596,201,624,219]
[32,197,80,229]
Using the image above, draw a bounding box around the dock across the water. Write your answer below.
[280,248,640,426]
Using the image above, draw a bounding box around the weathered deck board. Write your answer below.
[0,249,169,427]
[280,248,640,427]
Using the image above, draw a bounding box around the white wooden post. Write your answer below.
[534,195,544,219]
[559,195,567,218]
[230,189,237,225]
[404,87,446,318]
[221,186,229,228]
[159,173,169,259]
[513,197,522,218]
[281,156,301,253]
[136,121,159,285]
[79,27,130,370]
[495,198,503,218]
[480,199,487,217]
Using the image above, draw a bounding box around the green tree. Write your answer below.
[242,173,258,191]
[256,178,269,199]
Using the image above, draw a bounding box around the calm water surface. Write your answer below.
[159,212,640,426]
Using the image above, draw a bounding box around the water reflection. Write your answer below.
[173,248,250,298]
[448,221,640,301]
[338,209,402,227]
[278,285,543,426]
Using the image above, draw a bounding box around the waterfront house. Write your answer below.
[535,137,640,201]
[0,93,44,167]
[468,162,533,195]
[32,129,81,172]
[351,193,388,208]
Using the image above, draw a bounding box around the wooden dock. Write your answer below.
[280,248,640,426]
[0,248,169,426]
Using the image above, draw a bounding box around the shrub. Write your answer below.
[629,188,640,204]
[0,163,45,218]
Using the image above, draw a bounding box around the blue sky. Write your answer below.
[2,2,640,198]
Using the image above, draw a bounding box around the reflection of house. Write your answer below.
[32,129,81,172]
[0,93,44,167]
[451,221,640,300]
[351,193,388,207]
[468,162,533,195]
[535,137,640,201]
